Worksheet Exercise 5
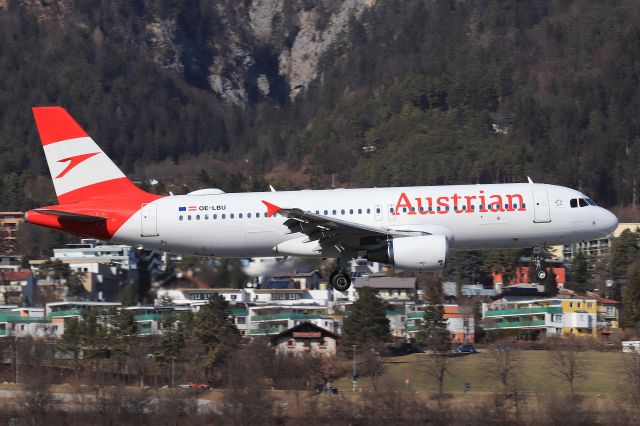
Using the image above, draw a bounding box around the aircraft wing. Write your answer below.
[262,201,426,251]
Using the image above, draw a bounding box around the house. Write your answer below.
[492,258,566,290]
[0,254,23,271]
[270,270,323,290]
[269,321,339,357]
[406,304,476,344]
[482,297,598,339]
[156,287,248,305]
[549,223,640,262]
[0,270,35,305]
[346,276,417,302]
[594,297,620,329]
[248,305,337,337]
[0,212,23,252]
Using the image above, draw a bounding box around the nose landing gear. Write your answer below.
[532,246,547,281]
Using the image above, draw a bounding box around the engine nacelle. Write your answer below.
[367,235,448,271]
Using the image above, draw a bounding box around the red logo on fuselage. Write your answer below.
[55,152,99,179]
[394,191,526,215]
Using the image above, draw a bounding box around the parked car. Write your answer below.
[455,344,477,354]
[178,382,211,390]
[313,383,338,394]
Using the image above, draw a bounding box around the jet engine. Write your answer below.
[367,235,448,270]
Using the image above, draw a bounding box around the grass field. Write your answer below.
[333,350,632,395]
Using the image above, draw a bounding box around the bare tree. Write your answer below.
[424,354,450,396]
[625,352,640,402]
[153,388,200,426]
[549,338,586,394]
[485,347,520,392]
[16,338,57,426]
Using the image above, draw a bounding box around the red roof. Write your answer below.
[0,271,31,281]
[597,297,620,304]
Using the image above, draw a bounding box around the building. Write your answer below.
[482,297,598,338]
[156,287,248,305]
[247,304,337,337]
[0,212,23,252]
[406,304,476,344]
[492,258,566,290]
[0,270,35,305]
[550,223,640,262]
[270,270,323,290]
[339,276,416,302]
[269,321,339,357]
[0,254,24,271]
[595,297,620,329]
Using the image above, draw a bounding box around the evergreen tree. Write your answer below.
[571,251,589,293]
[416,303,451,353]
[543,271,558,297]
[611,229,639,280]
[341,286,391,349]
[192,296,240,370]
[57,317,83,377]
[621,263,640,328]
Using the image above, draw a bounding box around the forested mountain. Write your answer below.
[1,0,640,216]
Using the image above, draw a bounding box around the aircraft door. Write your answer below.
[141,203,159,236]
[532,190,551,223]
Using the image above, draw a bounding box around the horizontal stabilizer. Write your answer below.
[32,209,107,223]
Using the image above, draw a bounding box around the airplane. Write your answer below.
[24,107,619,291]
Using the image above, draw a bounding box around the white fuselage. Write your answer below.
[111,182,618,258]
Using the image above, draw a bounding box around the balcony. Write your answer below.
[248,326,286,335]
[133,314,162,322]
[484,319,546,330]
[48,309,82,318]
[251,313,322,322]
[484,306,561,317]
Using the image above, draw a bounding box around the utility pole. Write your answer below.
[171,356,175,387]
[352,345,357,392]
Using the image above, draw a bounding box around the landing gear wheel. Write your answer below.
[532,246,546,282]
[537,270,547,281]
[330,271,351,292]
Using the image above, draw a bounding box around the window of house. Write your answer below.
[236,316,246,324]
[231,295,237,300]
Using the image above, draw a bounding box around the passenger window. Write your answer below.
[376,208,381,214]
[390,207,394,213]
[188,215,192,220]
[179,215,183,221]
[570,199,578,208]
[341,209,345,215]
[324,210,328,215]
[196,215,200,220]
[403,208,407,212]
[419,206,424,212]
[247,213,251,218]
[222,214,226,219]
[411,207,416,212]
[579,198,588,207]
[358,209,362,214]
[315,210,319,214]
[332,210,337,215]
[349,209,353,214]
[213,214,217,219]
[239,213,243,218]
[205,214,209,220]
[256,213,260,218]
[367,208,371,214]
[230,214,235,219]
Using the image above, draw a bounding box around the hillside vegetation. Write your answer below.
[1,0,640,213]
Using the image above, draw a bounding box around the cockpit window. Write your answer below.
[570,199,578,208]
[579,198,588,207]
[586,198,597,206]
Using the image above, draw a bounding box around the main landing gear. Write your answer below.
[330,256,352,292]
[532,246,547,281]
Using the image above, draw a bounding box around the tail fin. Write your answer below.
[32,107,146,204]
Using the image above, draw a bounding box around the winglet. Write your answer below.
[262,200,282,217]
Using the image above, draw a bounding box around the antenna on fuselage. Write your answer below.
[269,185,277,192]
[527,176,534,184]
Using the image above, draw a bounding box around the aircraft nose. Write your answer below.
[598,208,618,236]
